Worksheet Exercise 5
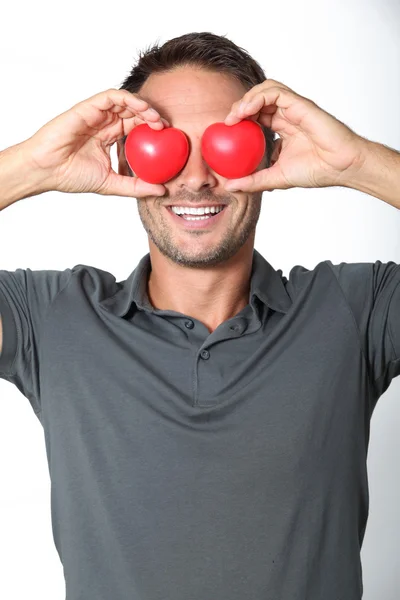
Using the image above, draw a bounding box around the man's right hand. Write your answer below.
[22,89,168,198]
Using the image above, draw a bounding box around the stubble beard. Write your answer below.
[136,192,262,269]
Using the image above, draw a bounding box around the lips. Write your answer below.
[169,206,226,218]
[166,204,227,208]
[165,205,227,229]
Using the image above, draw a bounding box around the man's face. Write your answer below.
[120,67,267,269]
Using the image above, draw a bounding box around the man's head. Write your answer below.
[117,32,279,269]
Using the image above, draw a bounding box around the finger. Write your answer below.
[136,105,164,122]
[123,115,167,134]
[144,119,166,130]
[224,164,291,193]
[74,89,167,131]
[225,86,295,126]
[129,109,170,130]
[99,170,166,198]
[108,100,169,130]
[225,95,265,125]
[240,79,294,102]
[122,116,160,135]
[76,88,148,115]
[257,112,274,128]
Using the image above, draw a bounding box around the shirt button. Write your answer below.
[200,350,210,360]
[185,320,194,329]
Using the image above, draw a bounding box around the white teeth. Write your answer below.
[171,205,224,216]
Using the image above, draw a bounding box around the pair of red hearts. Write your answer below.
[124,120,266,184]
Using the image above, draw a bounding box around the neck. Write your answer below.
[147,241,255,334]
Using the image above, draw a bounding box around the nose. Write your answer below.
[174,139,219,193]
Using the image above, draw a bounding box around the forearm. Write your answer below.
[0,140,50,211]
[344,138,400,209]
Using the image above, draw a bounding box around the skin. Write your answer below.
[116,67,280,333]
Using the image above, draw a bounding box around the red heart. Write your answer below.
[124,124,189,184]
[201,120,266,179]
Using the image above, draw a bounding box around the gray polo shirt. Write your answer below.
[1,248,399,600]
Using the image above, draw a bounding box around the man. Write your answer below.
[0,31,399,600]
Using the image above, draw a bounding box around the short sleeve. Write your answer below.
[0,268,73,414]
[326,260,400,397]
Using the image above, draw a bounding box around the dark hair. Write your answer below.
[119,32,275,171]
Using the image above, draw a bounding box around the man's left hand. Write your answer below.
[223,79,367,193]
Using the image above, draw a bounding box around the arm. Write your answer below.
[343,139,400,209]
[0,141,51,211]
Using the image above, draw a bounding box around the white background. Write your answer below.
[0,0,399,597]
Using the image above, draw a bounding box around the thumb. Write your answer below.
[224,163,291,193]
[98,170,166,198]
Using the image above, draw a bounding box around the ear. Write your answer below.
[265,137,283,193]
[116,139,132,177]
[269,137,283,167]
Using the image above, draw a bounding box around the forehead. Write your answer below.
[138,67,247,123]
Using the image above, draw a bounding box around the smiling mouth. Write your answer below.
[165,205,228,229]
[168,206,227,219]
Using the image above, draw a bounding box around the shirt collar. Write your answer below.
[99,248,292,317]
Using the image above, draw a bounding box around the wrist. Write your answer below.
[0,140,53,210]
[342,137,400,208]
